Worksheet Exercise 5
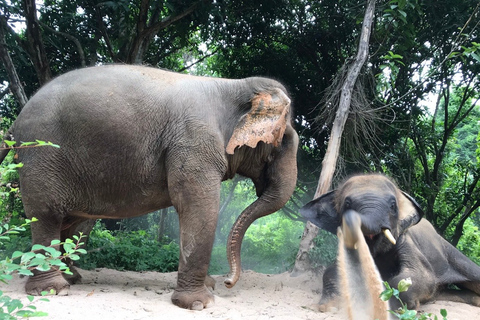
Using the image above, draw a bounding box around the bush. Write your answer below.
[79,225,179,272]
[209,215,304,275]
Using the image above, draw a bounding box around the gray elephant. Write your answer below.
[0,65,299,310]
[300,174,480,310]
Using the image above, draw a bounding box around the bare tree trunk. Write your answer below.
[0,17,28,109]
[292,0,377,275]
[157,208,169,242]
[23,0,51,85]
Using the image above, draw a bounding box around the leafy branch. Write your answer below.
[1,140,60,150]
[380,278,448,320]
[0,220,87,319]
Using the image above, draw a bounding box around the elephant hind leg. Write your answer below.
[25,210,71,296]
[60,217,96,284]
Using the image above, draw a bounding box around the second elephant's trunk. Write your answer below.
[224,126,298,288]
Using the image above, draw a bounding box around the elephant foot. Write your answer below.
[205,275,216,291]
[25,271,70,296]
[171,285,215,310]
[316,296,340,313]
[63,265,83,284]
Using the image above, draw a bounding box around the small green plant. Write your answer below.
[0,220,87,319]
[380,278,448,320]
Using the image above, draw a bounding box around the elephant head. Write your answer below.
[300,174,423,256]
[224,86,299,288]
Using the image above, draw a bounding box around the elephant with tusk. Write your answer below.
[300,173,480,311]
[0,65,299,310]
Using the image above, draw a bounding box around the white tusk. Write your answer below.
[383,229,396,245]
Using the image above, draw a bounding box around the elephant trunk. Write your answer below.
[224,126,298,288]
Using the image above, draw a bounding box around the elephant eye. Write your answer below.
[390,199,397,211]
[344,197,352,209]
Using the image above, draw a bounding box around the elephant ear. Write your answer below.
[300,190,340,234]
[226,88,291,155]
[398,191,424,231]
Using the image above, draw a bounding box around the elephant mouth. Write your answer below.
[363,229,396,246]
[364,233,379,245]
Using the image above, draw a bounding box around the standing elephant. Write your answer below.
[0,65,299,310]
[300,174,480,310]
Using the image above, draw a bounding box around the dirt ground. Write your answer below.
[4,268,480,319]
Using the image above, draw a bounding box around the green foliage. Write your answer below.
[308,230,338,269]
[209,215,303,275]
[456,217,480,265]
[381,278,448,320]
[0,220,87,319]
[240,215,304,273]
[0,291,50,319]
[79,226,179,272]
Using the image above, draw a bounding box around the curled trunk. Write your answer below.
[224,126,298,288]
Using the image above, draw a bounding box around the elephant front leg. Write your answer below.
[316,263,341,312]
[170,182,220,310]
[388,269,436,310]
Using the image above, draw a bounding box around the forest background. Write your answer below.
[0,0,479,275]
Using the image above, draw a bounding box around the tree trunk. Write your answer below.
[157,208,169,242]
[292,0,377,275]
[0,17,28,109]
[126,1,202,64]
[23,0,51,85]
[451,199,480,246]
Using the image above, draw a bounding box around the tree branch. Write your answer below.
[38,21,86,67]
[0,16,28,109]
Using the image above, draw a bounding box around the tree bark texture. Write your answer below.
[23,0,51,85]
[0,16,28,109]
[292,0,377,275]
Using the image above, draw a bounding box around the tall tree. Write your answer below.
[293,0,377,274]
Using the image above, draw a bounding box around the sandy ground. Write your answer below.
[3,268,480,320]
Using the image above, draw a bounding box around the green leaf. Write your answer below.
[18,269,34,276]
[11,251,24,260]
[31,244,45,252]
[379,289,393,301]
[21,252,36,263]
[399,309,417,319]
[20,141,37,146]
[4,140,16,147]
[398,278,412,292]
[35,263,52,272]
[68,254,81,261]
[440,309,447,317]
[50,239,61,246]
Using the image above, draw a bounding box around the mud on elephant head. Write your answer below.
[0,65,299,310]
[301,173,480,311]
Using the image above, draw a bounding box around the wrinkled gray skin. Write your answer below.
[0,65,299,310]
[301,174,480,310]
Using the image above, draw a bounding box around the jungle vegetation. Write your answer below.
[0,0,479,273]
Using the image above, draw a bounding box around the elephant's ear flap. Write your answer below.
[300,190,340,234]
[226,88,291,155]
[398,191,424,230]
